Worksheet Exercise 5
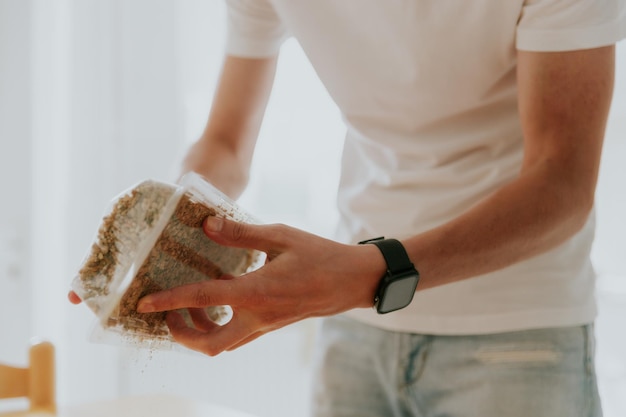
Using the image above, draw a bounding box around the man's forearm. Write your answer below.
[178,55,279,199]
[405,45,613,291]
[403,161,595,290]
[180,136,251,199]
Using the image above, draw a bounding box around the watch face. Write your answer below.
[377,272,419,314]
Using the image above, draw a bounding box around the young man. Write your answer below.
[110,1,626,416]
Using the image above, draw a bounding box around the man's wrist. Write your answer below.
[359,237,420,314]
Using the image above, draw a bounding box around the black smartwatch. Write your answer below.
[359,237,420,314]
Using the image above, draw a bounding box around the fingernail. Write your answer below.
[204,216,224,232]
[137,298,154,313]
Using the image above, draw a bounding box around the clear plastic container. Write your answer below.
[71,172,264,351]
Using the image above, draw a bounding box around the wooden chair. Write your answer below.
[0,340,56,414]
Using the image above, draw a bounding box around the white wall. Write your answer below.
[592,41,626,417]
[593,43,626,282]
[0,0,33,365]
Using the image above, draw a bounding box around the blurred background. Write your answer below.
[0,1,624,416]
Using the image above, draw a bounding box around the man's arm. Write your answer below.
[181,54,278,199]
[136,46,616,356]
[404,45,615,289]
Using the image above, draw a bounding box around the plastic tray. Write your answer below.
[72,172,263,350]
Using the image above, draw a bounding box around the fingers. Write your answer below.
[68,291,82,304]
[137,279,247,313]
[187,308,221,332]
[203,216,288,253]
[225,331,264,352]
[166,311,257,356]
[215,273,236,281]
[166,312,212,349]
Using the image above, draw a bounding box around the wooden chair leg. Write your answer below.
[28,341,56,413]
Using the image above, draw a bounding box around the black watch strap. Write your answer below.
[359,237,414,275]
[359,236,420,313]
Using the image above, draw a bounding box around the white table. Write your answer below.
[1,394,259,417]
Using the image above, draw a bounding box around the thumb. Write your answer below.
[203,216,283,252]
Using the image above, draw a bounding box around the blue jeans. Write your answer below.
[310,315,602,417]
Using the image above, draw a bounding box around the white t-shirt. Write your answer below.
[225,0,626,334]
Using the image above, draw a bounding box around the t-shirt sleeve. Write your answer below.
[225,0,288,57]
[516,0,626,51]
